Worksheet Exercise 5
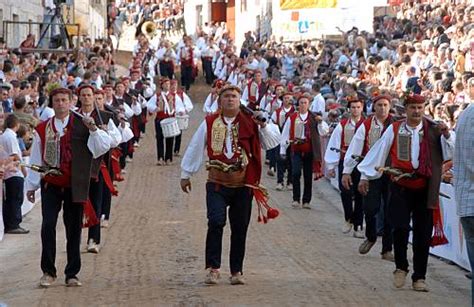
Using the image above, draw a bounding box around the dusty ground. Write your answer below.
[0,57,471,306]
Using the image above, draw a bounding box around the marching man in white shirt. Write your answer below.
[280,93,329,209]
[180,85,281,285]
[324,95,365,237]
[357,93,454,292]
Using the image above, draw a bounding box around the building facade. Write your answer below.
[0,0,43,47]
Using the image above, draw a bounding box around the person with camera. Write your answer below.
[180,84,280,285]
[280,93,328,209]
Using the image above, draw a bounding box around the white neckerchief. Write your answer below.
[160,92,172,114]
[54,115,70,137]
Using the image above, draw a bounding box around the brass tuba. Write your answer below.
[141,21,157,39]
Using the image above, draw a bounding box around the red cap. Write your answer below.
[373,94,392,104]
[405,93,425,105]
[160,77,170,86]
[130,68,141,74]
[94,89,105,95]
[50,87,72,97]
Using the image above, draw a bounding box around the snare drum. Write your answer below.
[160,118,181,138]
[176,114,189,130]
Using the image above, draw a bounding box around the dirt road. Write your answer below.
[0,71,470,306]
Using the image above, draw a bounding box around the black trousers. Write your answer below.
[3,176,24,230]
[338,160,363,228]
[205,183,253,274]
[202,57,214,84]
[88,174,104,244]
[363,175,393,253]
[277,146,292,185]
[154,119,174,162]
[119,143,127,169]
[40,182,83,279]
[139,107,147,134]
[159,61,174,79]
[181,65,193,91]
[174,132,182,154]
[101,173,112,221]
[291,151,313,203]
[389,183,433,281]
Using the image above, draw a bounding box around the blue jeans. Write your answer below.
[291,151,313,203]
[461,216,474,305]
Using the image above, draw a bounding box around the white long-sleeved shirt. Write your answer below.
[118,122,134,143]
[106,118,122,148]
[280,112,329,155]
[324,119,361,171]
[357,122,455,180]
[203,93,218,114]
[0,128,23,179]
[26,115,112,191]
[181,92,194,113]
[342,117,386,176]
[310,93,325,115]
[181,118,281,179]
[147,92,185,115]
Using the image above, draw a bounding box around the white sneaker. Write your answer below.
[87,239,100,254]
[342,221,353,234]
[121,169,127,174]
[286,183,293,191]
[133,142,140,148]
[205,269,220,285]
[229,273,246,285]
[267,168,275,176]
[275,183,284,191]
[353,228,365,239]
[39,274,56,288]
[126,157,133,163]
[292,201,301,209]
[302,203,311,209]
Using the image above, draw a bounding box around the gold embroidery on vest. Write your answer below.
[44,120,60,168]
[343,122,355,146]
[368,117,382,149]
[211,117,226,154]
[294,116,305,140]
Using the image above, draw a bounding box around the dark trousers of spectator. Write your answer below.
[291,151,313,203]
[267,147,277,171]
[338,160,363,228]
[363,175,393,253]
[154,119,173,162]
[389,183,433,282]
[181,65,193,91]
[202,57,214,85]
[119,142,127,169]
[174,132,182,154]
[159,61,174,79]
[205,182,252,274]
[88,174,104,244]
[277,146,292,185]
[3,176,24,231]
[40,182,83,280]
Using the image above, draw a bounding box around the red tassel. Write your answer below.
[431,204,448,247]
[250,185,280,225]
[100,163,118,196]
[82,199,99,228]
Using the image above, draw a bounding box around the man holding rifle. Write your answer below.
[357,93,454,292]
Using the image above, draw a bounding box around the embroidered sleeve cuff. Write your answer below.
[181,170,192,180]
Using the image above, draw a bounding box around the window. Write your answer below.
[0,9,3,38]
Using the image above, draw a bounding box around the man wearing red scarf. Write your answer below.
[357,94,455,292]
[180,85,280,285]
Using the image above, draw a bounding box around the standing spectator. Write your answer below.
[455,78,474,305]
[1,114,28,234]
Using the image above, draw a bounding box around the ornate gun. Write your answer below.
[240,104,267,123]
[206,160,242,173]
[330,147,346,154]
[351,154,365,163]
[21,163,62,176]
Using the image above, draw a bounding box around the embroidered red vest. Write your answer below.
[275,106,295,129]
[36,117,74,187]
[155,93,175,120]
[361,115,393,156]
[289,113,311,153]
[180,47,194,67]
[205,112,262,186]
[340,117,364,159]
[389,120,427,189]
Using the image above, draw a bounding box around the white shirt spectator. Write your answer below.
[0,128,23,179]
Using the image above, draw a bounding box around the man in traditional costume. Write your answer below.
[280,93,328,209]
[324,96,365,237]
[180,85,280,285]
[342,94,395,260]
[26,88,112,287]
[357,93,454,292]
